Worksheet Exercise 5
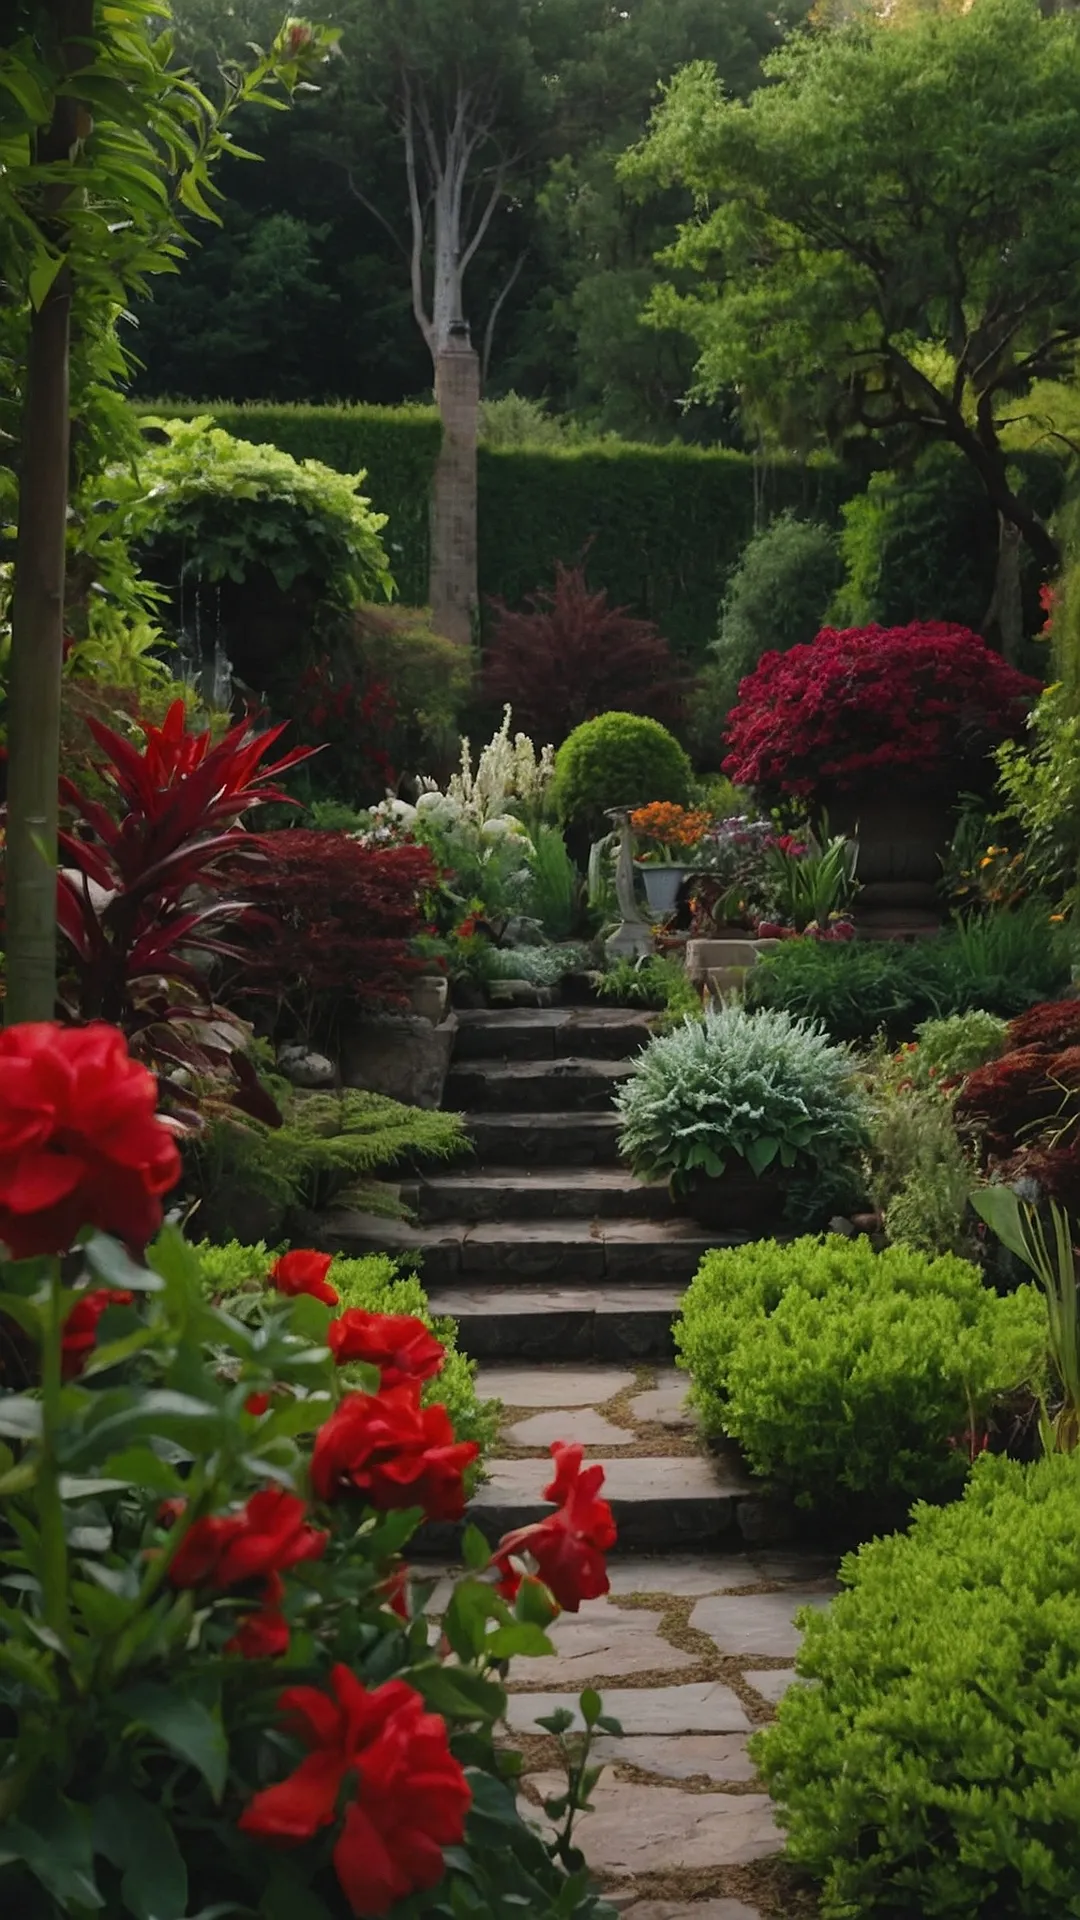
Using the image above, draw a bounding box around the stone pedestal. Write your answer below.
[340,1012,458,1110]
[685,938,781,999]
[430,336,479,647]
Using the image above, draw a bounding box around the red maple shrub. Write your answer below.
[293,654,398,803]
[723,622,1038,802]
[226,830,438,1035]
[483,562,687,746]
[1005,999,1080,1054]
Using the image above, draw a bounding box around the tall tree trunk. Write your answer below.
[982,514,1025,663]
[5,0,89,1025]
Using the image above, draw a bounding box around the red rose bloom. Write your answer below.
[227,1571,291,1660]
[269,1249,339,1306]
[245,1391,272,1417]
[169,1488,328,1591]
[327,1310,445,1389]
[60,1287,134,1380]
[492,1442,616,1613]
[238,1665,470,1917]
[0,1022,181,1259]
[311,1382,478,1522]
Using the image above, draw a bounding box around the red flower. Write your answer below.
[492,1443,616,1613]
[327,1310,446,1389]
[269,1249,339,1307]
[311,1382,478,1522]
[227,1572,291,1659]
[238,1665,470,1917]
[60,1287,134,1380]
[169,1488,328,1591]
[379,1563,411,1621]
[245,1391,272,1417]
[0,1022,181,1259]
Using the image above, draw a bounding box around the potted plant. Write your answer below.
[614,1003,868,1228]
[724,624,1037,933]
[630,801,712,914]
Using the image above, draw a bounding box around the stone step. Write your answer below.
[308,1214,725,1286]
[454,1006,655,1062]
[419,1452,755,1557]
[467,1111,622,1167]
[447,1057,634,1114]
[404,1168,674,1224]
[426,1285,682,1363]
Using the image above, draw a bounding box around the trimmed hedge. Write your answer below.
[755,1451,1080,1917]
[137,400,846,655]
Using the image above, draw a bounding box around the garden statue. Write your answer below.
[605,805,653,959]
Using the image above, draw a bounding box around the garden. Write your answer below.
[6,0,1080,1915]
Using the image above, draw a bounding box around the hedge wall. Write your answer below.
[138,401,441,605]
[137,400,850,655]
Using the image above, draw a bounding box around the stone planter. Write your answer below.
[408,974,449,1025]
[636,862,691,916]
[685,937,782,999]
[679,1162,788,1232]
[340,1011,458,1111]
[827,777,958,937]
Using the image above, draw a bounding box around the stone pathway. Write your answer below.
[470,1362,837,1918]
[322,1007,827,1913]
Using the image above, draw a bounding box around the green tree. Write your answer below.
[0,3,331,1021]
[626,0,1080,647]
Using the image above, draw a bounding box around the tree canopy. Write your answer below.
[626,0,1080,585]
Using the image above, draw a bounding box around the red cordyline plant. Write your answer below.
[0,1020,619,1920]
[58,699,311,1116]
[483,562,687,746]
[723,622,1038,802]
[224,828,439,1042]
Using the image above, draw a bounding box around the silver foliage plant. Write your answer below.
[614,1003,868,1194]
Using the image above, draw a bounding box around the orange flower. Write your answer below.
[630,803,710,850]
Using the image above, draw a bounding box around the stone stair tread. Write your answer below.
[432,1284,684,1314]
[454,1008,655,1062]
[426,1285,682,1363]
[411,1168,672,1222]
[466,1111,622,1167]
[453,1058,634,1080]
[419,1168,665,1194]
[475,1454,753,1505]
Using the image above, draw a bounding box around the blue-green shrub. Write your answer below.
[676,1236,1045,1510]
[755,1450,1080,1917]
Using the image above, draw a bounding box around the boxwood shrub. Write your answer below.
[754,1450,1080,1917]
[676,1236,1045,1511]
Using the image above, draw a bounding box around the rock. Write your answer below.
[276,1044,338,1089]
[619,1901,762,1920]
[339,1011,458,1110]
[528,1775,779,1875]
[591,1732,757,1784]
[510,1601,696,1685]
[487,980,557,1008]
[689,1588,836,1660]
[477,1366,636,1408]
[408,975,449,1025]
[735,1495,797,1546]
[502,915,548,947]
[605,1557,764,1598]
[741,1667,805,1706]
[503,1406,633,1448]
[628,1371,693,1428]
[506,1681,751,1737]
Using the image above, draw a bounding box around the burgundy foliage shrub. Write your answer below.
[293,654,398,803]
[227,830,438,1033]
[483,563,687,747]
[956,1013,1080,1209]
[1005,1000,1080,1055]
[723,622,1038,802]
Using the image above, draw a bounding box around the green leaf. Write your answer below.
[579,1686,602,1728]
[28,248,64,310]
[116,1682,228,1799]
[461,1522,491,1571]
[0,1395,42,1440]
[485,1622,554,1660]
[535,1708,576,1735]
[2,1798,102,1908]
[412,1664,505,1724]
[92,1446,185,1496]
[515,1576,560,1629]
[443,1578,495,1660]
[93,1788,188,1920]
[84,1233,164,1294]
[0,1290,42,1337]
[745,1135,781,1175]
[970,1186,1037,1269]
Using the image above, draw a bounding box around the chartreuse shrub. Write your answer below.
[676,1237,1045,1511]
[755,1450,1080,1918]
[194,1238,500,1463]
[552,711,692,834]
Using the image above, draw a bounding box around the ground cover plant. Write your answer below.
[745,910,1073,1044]
[614,1005,867,1220]
[676,1235,1046,1514]
[755,1450,1080,1917]
[0,1019,621,1920]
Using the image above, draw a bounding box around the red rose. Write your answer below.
[492,1442,616,1613]
[327,1310,445,1389]
[379,1563,411,1621]
[0,1022,181,1259]
[60,1287,134,1380]
[245,1391,272,1417]
[269,1249,339,1306]
[310,1383,478,1522]
[169,1488,328,1591]
[238,1665,470,1917]
[227,1572,291,1660]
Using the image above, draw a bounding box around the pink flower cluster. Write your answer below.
[723,623,1038,801]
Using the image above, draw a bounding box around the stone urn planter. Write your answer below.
[685,937,782,999]
[340,1010,458,1110]
[679,1162,788,1232]
[636,862,691,916]
[827,777,959,937]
